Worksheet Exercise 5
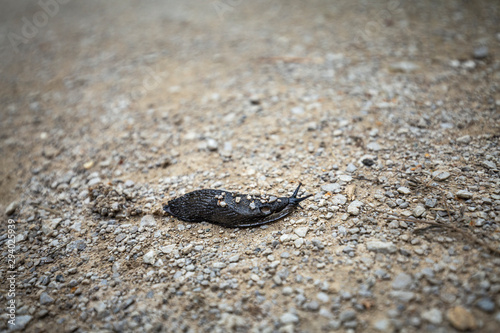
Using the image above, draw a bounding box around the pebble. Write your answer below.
[373,318,393,332]
[346,163,357,173]
[413,205,426,217]
[482,160,497,170]
[456,135,471,144]
[10,315,32,331]
[397,187,411,195]
[140,215,157,227]
[291,106,305,115]
[446,306,477,331]
[280,312,299,324]
[294,227,309,238]
[432,171,451,181]
[366,142,382,151]
[476,297,495,313]
[143,250,157,265]
[228,254,240,263]
[473,46,489,59]
[5,201,19,215]
[321,183,340,192]
[456,190,473,199]
[331,194,347,205]
[347,200,363,216]
[421,308,442,325]
[339,309,357,322]
[206,138,218,151]
[366,241,397,254]
[392,273,413,290]
[66,239,86,252]
[40,292,54,305]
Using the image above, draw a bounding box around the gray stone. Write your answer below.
[66,239,86,252]
[347,200,363,216]
[397,187,411,195]
[373,318,393,332]
[457,135,471,144]
[413,205,426,217]
[294,227,309,238]
[392,273,413,290]
[280,312,299,324]
[366,241,397,254]
[140,215,157,227]
[207,138,218,151]
[421,308,442,325]
[291,106,305,115]
[40,292,54,305]
[476,297,495,313]
[346,163,357,173]
[432,171,451,181]
[143,250,156,265]
[367,142,382,151]
[339,309,357,322]
[456,190,473,199]
[331,194,347,205]
[9,315,32,331]
[389,291,415,302]
[5,201,19,215]
[473,46,489,59]
[321,183,340,192]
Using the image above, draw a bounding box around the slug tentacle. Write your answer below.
[163,183,312,228]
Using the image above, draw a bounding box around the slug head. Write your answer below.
[287,182,313,208]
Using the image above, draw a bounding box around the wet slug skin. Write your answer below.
[163,183,312,227]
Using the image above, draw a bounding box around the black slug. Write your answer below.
[163,183,312,227]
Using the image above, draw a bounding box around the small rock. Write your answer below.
[432,171,451,181]
[331,194,347,205]
[280,312,299,324]
[228,254,240,263]
[366,241,397,254]
[473,46,489,59]
[413,205,426,217]
[397,187,411,195]
[321,183,340,192]
[366,142,382,151]
[481,160,497,170]
[389,61,420,73]
[373,318,393,332]
[339,309,357,322]
[40,292,54,305]
[5,201,19,215]
[294,227,309,238]
[456,190,473,199]
[143,250,157,265]
[347,200,363,216]
[456,135,471,144]
[291,106,305,115]
[66,239,86,252]
[207,138,218,151]
[346,163,357,173]
[421,308,442,325]
[446,306,477,331]
[476,297,495,313]
[392,272,413,290]
[140,215,157,227]
[10,315,32,331]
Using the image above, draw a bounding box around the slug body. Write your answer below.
[163,183,312,227]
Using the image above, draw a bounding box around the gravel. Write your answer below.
[1,1,499,332]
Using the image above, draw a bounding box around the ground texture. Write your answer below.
[1,0,500,332]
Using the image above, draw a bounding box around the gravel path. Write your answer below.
[1,1,499,332]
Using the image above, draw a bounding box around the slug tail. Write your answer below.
[163,205,172,215]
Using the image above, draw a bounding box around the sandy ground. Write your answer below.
[1,0,500,332]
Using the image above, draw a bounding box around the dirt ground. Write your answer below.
[1,0,499,332]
